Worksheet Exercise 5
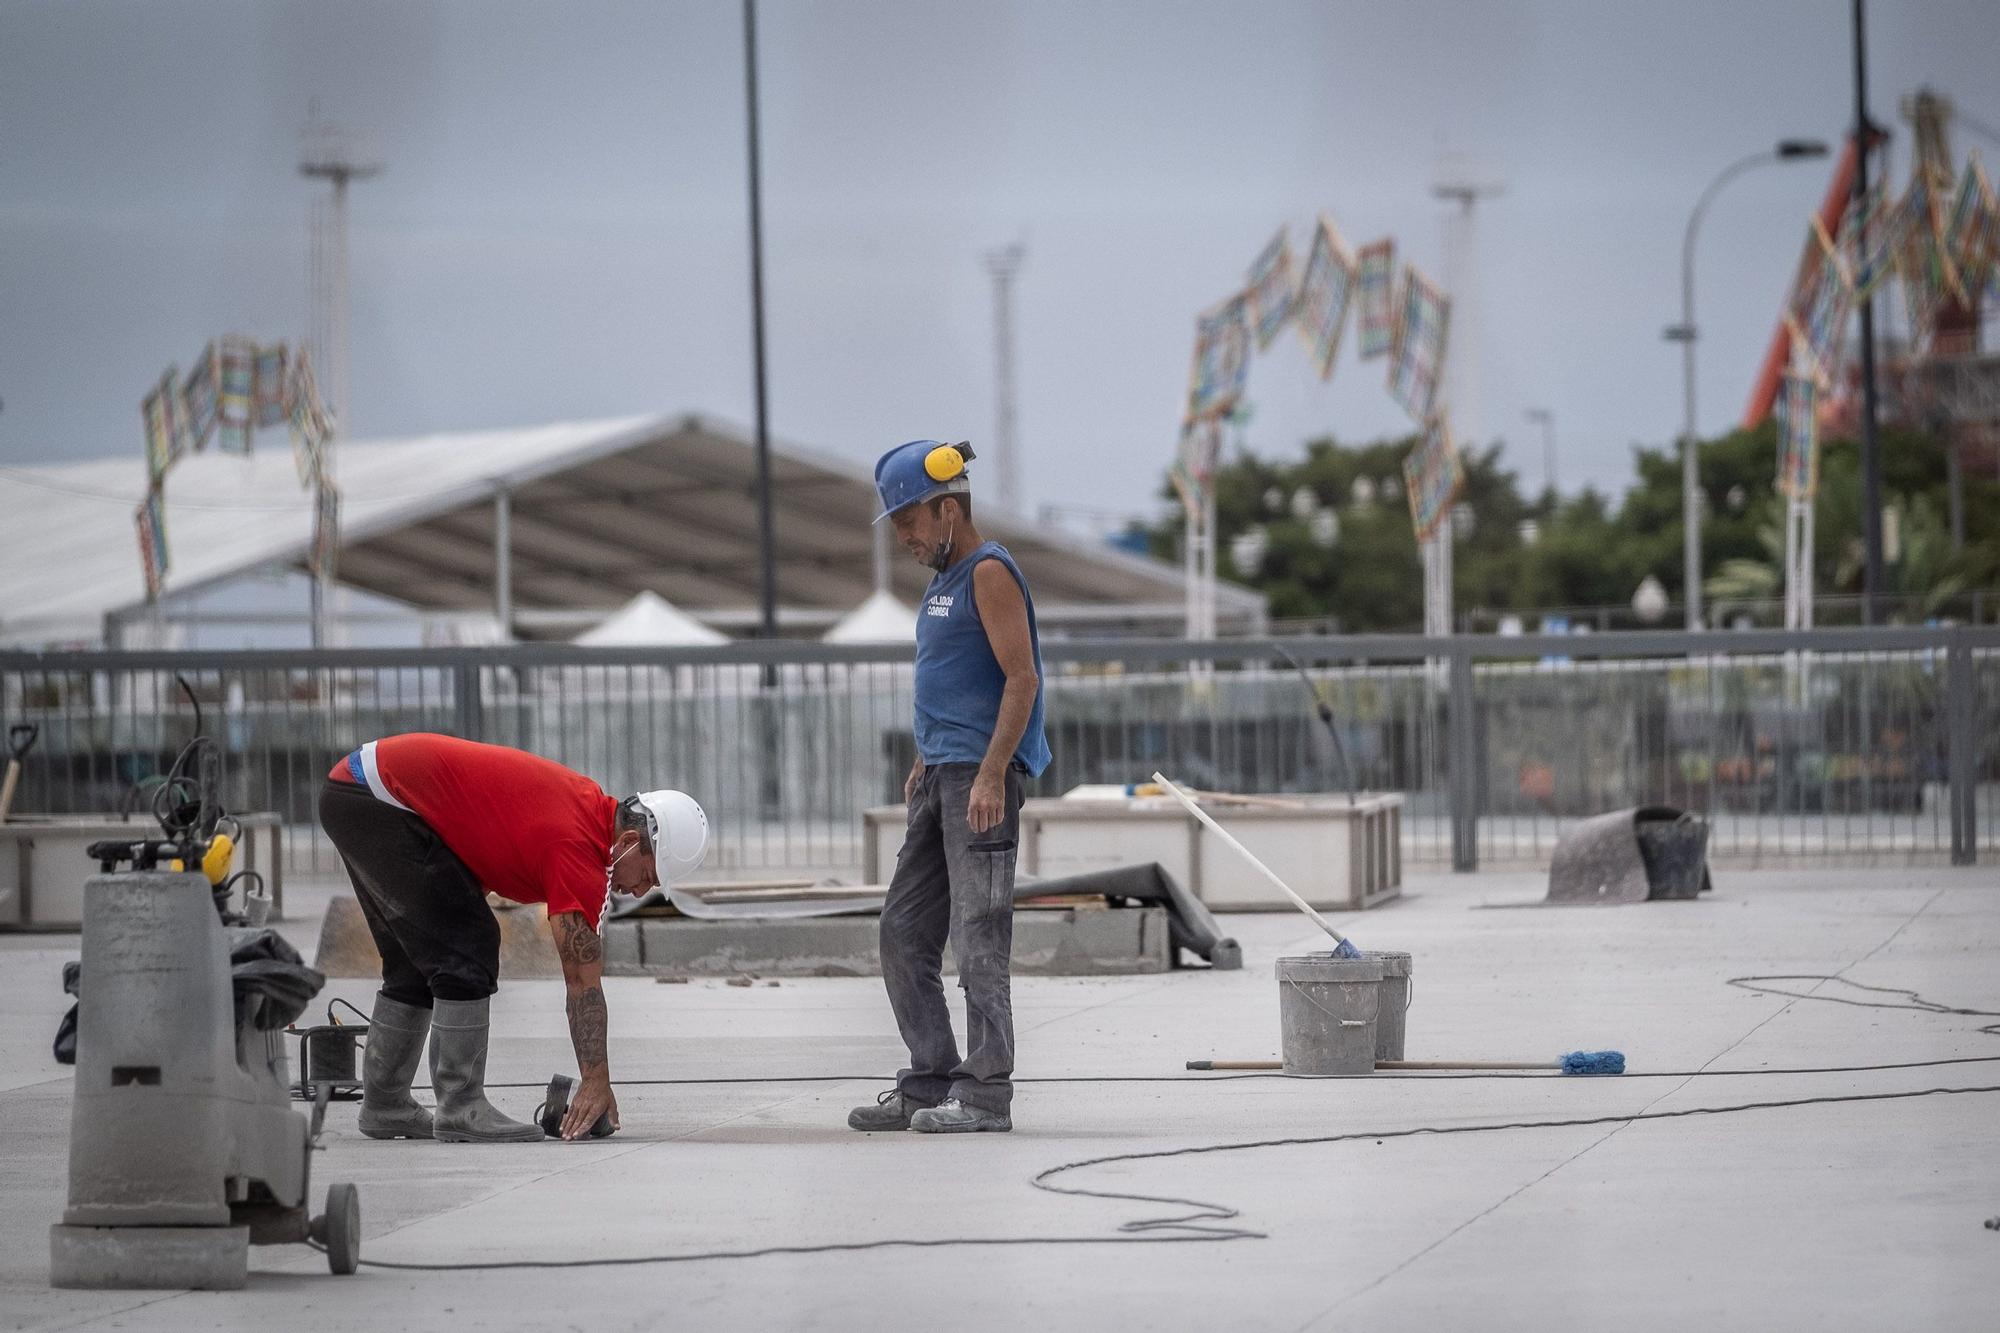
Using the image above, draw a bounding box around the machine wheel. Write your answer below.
[321,1182,361,1275]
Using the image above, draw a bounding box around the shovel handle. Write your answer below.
[1150,771,1350,950]
[2,723,36,817]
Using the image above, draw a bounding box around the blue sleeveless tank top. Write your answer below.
[913,541,1051,777]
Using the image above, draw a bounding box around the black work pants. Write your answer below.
[317,779,500,1007]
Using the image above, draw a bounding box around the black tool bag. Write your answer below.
[51,960,81,1065]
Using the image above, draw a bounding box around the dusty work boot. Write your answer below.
[908,1097,1011,1134]
[846,1089,931,1132]
[357,993,435,1140]
[428,996,545,1143]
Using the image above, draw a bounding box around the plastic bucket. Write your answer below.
[1276,955,1382,1076]
[1362,951,1412,1061]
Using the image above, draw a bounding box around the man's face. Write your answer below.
[609,830,659,895]
[888,500,948,565]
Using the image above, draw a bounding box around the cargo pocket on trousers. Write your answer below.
[965,837,1017,917]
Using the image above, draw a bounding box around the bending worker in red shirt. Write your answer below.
[320,734,708,1143]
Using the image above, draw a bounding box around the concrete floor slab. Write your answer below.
[2,866,1996,1331]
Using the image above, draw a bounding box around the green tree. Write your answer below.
[1152,414,1998,631]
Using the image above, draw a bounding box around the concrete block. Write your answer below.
[869,793,1407,911]
[625,907,1171,978]
[314,895,563,979]
[0,814,284,930]
[635,915,881,978]
[312,895,379,978]
[49,1224,249,1290]
[1013,905,1170,976]
[602,918,644,975]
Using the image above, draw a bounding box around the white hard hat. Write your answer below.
[633,789,708,886]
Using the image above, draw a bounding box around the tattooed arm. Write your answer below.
[549,910,618,1139]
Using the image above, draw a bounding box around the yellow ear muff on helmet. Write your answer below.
[924,444,966,482]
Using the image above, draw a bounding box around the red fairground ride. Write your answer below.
[1744,89,1999,487]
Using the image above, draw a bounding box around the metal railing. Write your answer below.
[2,626,1993,880]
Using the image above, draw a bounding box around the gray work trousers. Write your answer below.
[880,762,1022,1113]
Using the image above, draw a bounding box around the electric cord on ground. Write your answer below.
[317,1082,2000,1272]
[474,973,2000,1089]
[474,1052,2000,1090]
[1726,975,2000,1036]
[324,970,2000,1270]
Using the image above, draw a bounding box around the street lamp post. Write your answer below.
[743,0,776,642]
[1524,407,1556,497]
[1849,0,1887,624]
[299,116,382,651]
[1665,139,1827,630]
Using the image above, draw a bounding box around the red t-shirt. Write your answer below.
[330,733,618,925]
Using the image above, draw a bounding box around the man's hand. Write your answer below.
[562,1073,620,1141]
[904,758,926,804]
[968,766,1006,834]
[551,911,614,1136]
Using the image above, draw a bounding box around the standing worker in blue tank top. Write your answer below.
[848,440,1050,1135]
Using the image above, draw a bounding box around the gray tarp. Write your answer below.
[1546,806,1712,905]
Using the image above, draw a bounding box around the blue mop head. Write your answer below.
[1329,938,1363,960]
[1559,1050,1626,1076]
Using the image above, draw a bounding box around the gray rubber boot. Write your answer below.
[428,996,546,1143]
[357,993,435,1140]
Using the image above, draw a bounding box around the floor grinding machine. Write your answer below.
[49,836,360,1289]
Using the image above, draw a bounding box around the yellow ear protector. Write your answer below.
[169,817,240,884]
[924,441,976,482]
[166,834,232,882]
[200,831,236,886]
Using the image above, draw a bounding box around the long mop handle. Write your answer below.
[1150,771,1351,951]
[1374,1060,1557,1071]
[1186,1059,1562,1072]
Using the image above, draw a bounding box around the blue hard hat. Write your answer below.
[873,439,975,523]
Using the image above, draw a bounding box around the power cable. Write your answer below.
[475,1052,2000,1091]
[475,975,2000,1089]
[325,1082,2000,1271]
[1726,975,2000,1037]
[322,970,2000,1271]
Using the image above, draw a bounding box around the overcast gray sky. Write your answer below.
[2,0,1996,526]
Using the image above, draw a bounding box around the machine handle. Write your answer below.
[7,723,38,762]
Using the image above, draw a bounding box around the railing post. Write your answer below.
[1449,639,1478,872]
[1947,632,1975,866]
[454,658,483,743]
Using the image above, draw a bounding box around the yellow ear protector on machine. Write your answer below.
[924,441,976,482]
[169,817,240,885]
[201,830,236,886]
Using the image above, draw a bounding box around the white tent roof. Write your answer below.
[822,588,917,644]
[0,416,659,646]
[574,590,728,647]
[0,413,1266,648]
